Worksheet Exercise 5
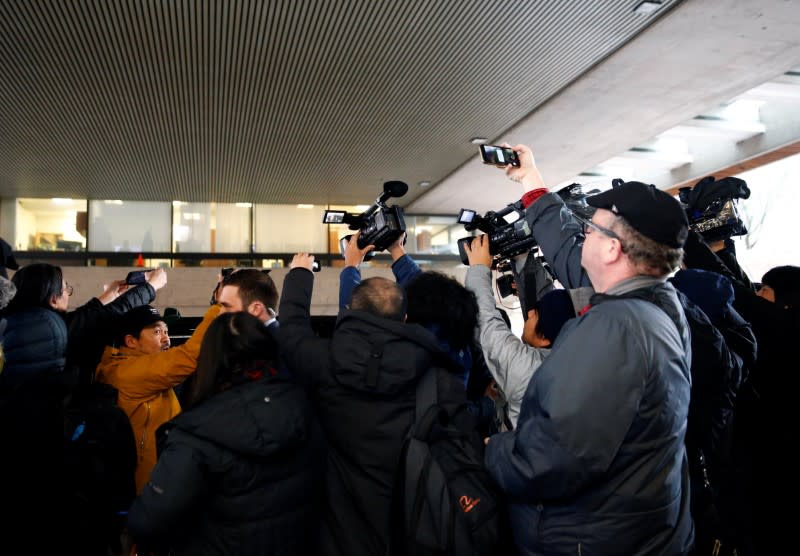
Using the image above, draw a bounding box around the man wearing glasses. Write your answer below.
[483,144,694,555]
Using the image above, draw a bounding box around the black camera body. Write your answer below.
[456,201,537,267]
[323,181,408,261]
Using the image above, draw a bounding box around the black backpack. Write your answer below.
[62,382,138,554]
[390,369,513,556]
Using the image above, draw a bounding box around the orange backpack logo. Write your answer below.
[459,495,481,513]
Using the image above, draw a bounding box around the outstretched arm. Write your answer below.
[388,232,421,287]
[339,233,375,310]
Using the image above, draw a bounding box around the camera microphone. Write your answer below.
[377,180,408,204]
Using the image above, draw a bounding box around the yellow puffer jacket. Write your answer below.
[96,304,221,493]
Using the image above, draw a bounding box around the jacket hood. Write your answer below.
[670,268,734,322]
[170,377,312,458]
[330,309,453,395]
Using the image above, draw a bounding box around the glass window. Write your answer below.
[255,204,328,253]
[730,152,800,282]
[172,202,212,253]
[15,198,87,251]
[404,215,470,255]
[172,202,252,254]
[214,203,252,252]
[89,200,171,252]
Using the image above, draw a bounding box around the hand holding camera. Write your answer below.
[144,268,168,291]
[344,232,375,268]
[97,279,130,305]
[479,144,520,168]
[491,143,547,192]
[462,235,493,268]
[323,181,408,262]
[456,202,537,267]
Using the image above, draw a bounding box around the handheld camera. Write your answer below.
[456,201,537,267]
[322,181,408,262]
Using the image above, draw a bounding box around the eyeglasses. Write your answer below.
[579,217,622,242]
[63,284,74,297]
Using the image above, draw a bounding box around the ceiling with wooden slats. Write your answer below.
[0,0,684,208]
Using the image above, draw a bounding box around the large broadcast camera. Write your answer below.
[678,176,750,243]
[456,200,536,267]
[322,180,408,261]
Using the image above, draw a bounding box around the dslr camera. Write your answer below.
[322,181,408,262]
[456,200,537,267]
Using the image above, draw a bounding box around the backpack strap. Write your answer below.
[414,366,438,423]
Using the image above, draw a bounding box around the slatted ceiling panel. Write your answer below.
[0,0,681,206]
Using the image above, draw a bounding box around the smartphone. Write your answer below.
[125,270,152,285]
[479,145,520,167]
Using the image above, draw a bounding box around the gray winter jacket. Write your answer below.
[464,265,549,426]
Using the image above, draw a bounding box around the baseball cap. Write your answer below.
[118,305,180,340]
[586,180,689,248]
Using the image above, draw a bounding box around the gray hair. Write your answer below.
[0,276,17,310]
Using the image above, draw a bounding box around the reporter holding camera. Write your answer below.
[483,144,694,555]
[462,236,576,428]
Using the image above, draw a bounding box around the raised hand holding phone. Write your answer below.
[479,144,520,167]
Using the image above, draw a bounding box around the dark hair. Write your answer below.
[351,277,406,321]
[183,312,278,410]
[7,263,63,313]
[761,265,800,308]
[405,271,478,350]
[221,269,278,311]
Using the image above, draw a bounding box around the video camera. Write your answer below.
[456,200,537,267]
[555,182,600,221]
[678,176,750,243]
[322,181,408,262]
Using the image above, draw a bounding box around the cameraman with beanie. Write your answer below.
[483,144,693,555]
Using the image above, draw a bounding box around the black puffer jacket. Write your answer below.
[279,268,466,556]
[0,307,71,553]
[127,376,326,556]
[1,307,68,380]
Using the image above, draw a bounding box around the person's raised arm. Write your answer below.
[503,143,547,194]
[496,143,589,289]
[339,232,374,310]
[278,253,329,387]
[388,232,421,287]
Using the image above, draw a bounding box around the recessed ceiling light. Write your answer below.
[296,204,314,209]
[633,1,662,14]
[419,181,431,187]
[470,137,488,145]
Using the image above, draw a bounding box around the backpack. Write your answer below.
[390,369,512,556]
[62,382,138,553]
